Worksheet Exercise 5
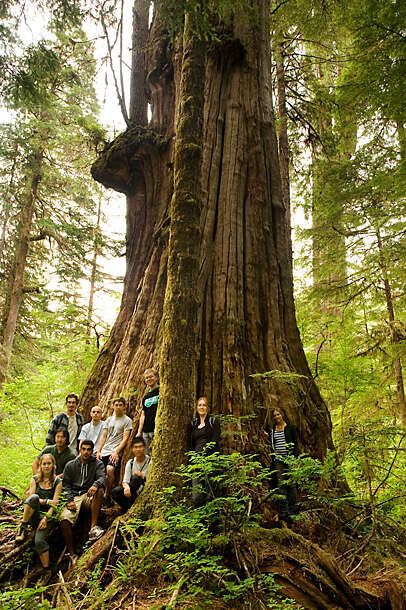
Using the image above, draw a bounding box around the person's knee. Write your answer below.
[60,519,72,530]
[106,466,115,479]
[25,493,40,509]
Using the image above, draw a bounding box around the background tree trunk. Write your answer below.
[85,0,333,461]
[0,148,43,385]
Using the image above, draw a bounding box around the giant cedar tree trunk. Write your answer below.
[86,0,333,462]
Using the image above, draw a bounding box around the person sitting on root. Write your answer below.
[266,407,299,523]
[136,368,159,453]
[60,440,105,565]
[187,396,221,506]
[16,453,62,580]
[96,397,132,499]
[111,436,151,513]
[78,405,105,456]
[32,428,75,478]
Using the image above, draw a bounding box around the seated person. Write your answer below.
[45,393,83,455]
[96,397,132,498]
[78,405,104,455]
[111,437,151,513]
[60,440,105,565]
[32,428,75,478]
[16,454,62,578]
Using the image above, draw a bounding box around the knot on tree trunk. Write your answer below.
[91,127,169,195]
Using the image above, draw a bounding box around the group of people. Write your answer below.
[15,367,299,577]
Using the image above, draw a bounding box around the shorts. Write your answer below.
[59,493,93,525]
[101,455,121,470]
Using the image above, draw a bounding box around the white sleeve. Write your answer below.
[123,459,133,484]
[78,423,89,440]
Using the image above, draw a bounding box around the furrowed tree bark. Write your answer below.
[146,9,205,496]
[0,148,43,386]
[85,0,332,458]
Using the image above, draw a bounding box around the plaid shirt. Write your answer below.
[45,412,84,451]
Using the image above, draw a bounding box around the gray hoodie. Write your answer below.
[62,455,106,501]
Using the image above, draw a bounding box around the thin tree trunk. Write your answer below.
[376,227,406,425]
[0,149,43,385]
[275,42,292,255]
[0,142,19,265]
[129,0,149,125]
[86,196,102,341]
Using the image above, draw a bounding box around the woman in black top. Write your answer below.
[187,397,221,505]
[187,397,221,454]
[267,408,299,521]
[16,454,62,572]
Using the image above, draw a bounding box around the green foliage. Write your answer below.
[104,452,299,609]
[155,0,255,40]
[250,370,308,386]
[0,329,98,493]
[0,586,53,610]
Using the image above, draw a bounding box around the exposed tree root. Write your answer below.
[241,526,406,609]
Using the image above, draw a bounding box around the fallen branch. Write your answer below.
[168,575,186,607]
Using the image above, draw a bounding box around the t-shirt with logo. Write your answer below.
[101,415,133,457]
[142,386,159,433]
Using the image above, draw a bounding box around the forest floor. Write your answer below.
[1,482,406,609]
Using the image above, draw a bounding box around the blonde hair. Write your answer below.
[37,453,56,484]
[195,396,209,411]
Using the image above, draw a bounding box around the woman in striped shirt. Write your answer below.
[269,409,299,522]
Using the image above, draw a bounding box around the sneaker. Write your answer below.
[89,525,104,540]
[15,522,29,543]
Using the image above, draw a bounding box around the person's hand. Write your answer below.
[133,470,143,478]
[123,486,131,498]
[87,485,97,497]
[38,517,47,530]
[109,452,119,464]
[96,451,101,460]
[67,501,77,512]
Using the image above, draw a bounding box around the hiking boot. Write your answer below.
[37,567,51,586]
[89,525,104,540]
[15,522,30,543]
